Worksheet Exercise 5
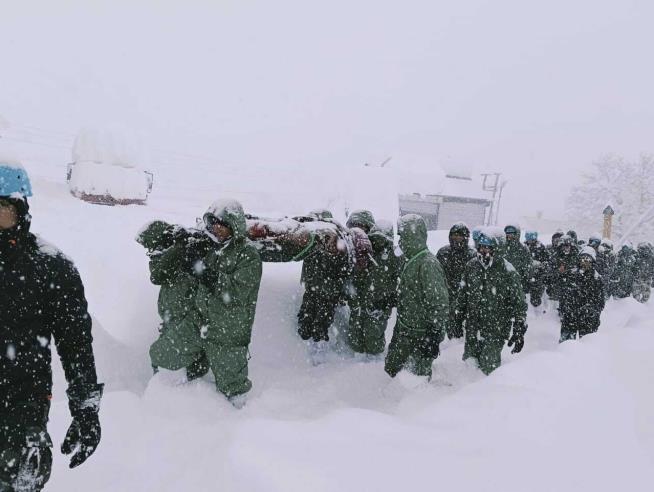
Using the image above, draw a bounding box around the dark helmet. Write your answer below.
[449,222,470,239]
[449,222,470,250]
[551,230,564,246]
[566,230,578,242]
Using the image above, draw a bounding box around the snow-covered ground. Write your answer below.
[3,141,653,491]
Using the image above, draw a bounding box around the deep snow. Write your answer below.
[2,139,653,491]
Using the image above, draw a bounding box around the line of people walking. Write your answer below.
[137,199,654,405]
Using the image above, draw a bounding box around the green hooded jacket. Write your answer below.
[456,255,527,341]
[396,214,449,340]
[194,200,263,347]
[137,221,207,327]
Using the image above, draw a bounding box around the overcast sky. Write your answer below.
[2,0,653,220]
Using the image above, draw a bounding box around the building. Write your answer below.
[398,168,493,231]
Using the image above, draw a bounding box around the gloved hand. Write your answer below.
[420,333,441,358]
[507,332,524,354]
[62,384,103,469]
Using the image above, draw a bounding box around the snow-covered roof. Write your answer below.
[395,165,491,201]
[72,128,146,169]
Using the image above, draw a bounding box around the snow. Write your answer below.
[3,147,653,491]
[72,128,146,169]
[0,154,26,170]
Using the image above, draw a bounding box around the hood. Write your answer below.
[308,208,333,221]
[204,199,247,243]
[346,209,376,232]
[579,245,597,261]
[398,214,428,258]
[368,221,394,253]
[449,222,470,249]
[504,224,521,236]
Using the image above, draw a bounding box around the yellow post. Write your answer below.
[602,205,614,239]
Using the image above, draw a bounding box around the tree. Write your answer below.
[566,154,654,244]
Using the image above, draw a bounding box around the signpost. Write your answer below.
[602,205,614,239]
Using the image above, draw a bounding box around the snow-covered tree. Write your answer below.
[566,154,654,244]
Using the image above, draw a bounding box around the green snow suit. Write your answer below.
[384,215,449,378]
[456,256,527,375]
[145,201,262,398]
[347,223,400,355]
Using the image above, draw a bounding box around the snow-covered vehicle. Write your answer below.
[67,129,153,205]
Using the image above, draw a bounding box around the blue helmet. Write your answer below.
[0,163,33,198]
[525,231,538,241]
[478,234,497,248]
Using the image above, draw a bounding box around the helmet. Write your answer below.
[588,234,601,248]
[525,231,538,241]
[478,234,497,248]
[449,222,470,239]
[504,224,520,235]
[566,230,578,242]
[0,162,33,198]
[579,246,596,261]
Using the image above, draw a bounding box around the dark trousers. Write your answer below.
[297,290,340,342]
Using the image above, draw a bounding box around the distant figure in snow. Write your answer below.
[545,234,579,303]
[384,214,449,380]
[610,243,638,299]
[436,223,475,339]
[503,224,532,293]
[559,247,605,342]
[0,163,103,490]
[523,230,549,307]
[138,199,262,407]
[454,234,528,375]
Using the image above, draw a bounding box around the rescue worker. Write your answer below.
[524,230,549,307]
[559,247,605,341]
[436,223,475,338]
[1,163,103,490]
[454,234,528,375]
[384,214,449,380]
[142,200,262,406]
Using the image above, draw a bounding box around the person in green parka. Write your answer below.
[503,224,533,292]
[138,199,262,405]
[347,217,400,355]
[296,211,353,343]
[384,214,449,379]
[436,223,476,339]
[455,234,528,375]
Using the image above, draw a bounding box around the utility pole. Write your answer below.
[494,179,508,225]
[481,173,502,226]
[602,205,614,239]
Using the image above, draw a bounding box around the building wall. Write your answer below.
[399,194,489,231]
[438,198,488,230]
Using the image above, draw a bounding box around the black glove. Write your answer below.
[507,333,524,353]
[62,384,103,469]
[420,333,441,359]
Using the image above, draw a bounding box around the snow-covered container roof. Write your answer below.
[72,128,147,169]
